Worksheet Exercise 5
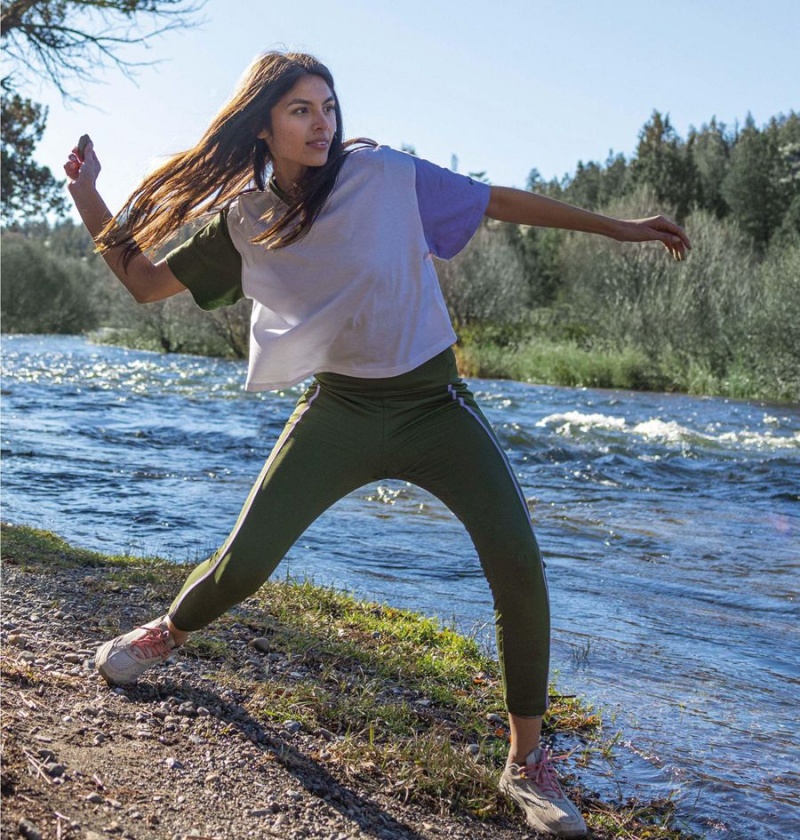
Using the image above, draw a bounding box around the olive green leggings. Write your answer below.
[169,348,550,716]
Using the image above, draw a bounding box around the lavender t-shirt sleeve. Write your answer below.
[412,156,491,260]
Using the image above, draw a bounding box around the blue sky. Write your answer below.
[22,0,800,215]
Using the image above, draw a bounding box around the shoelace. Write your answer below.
[130,626,173,661]
[520,749,564,800]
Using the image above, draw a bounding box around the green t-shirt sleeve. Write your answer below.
[165,211,244,310]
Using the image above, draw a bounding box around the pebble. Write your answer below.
[86,792,104,804]
[250,637,271,653]
[283,720,302,734]
[178,701,197,716]
[165,757,184,770]
[17,819,43,840]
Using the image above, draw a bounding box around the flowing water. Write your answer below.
[2,334,798,838]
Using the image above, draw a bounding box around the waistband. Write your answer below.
[314,348,461,396]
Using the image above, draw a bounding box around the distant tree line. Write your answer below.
[2,110,799,400]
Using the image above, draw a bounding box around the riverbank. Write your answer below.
[1,524,692,840]
[453,336,797,402]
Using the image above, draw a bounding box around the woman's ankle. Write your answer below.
[165,616,189,646]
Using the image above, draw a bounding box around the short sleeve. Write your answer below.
[164,211,244,310]
[412,156,491,260]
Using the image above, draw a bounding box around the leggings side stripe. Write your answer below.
[170,383,322,616]
[447,384,532,519]
[447,385,548,586]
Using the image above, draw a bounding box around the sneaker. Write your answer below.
[95,616,178,685]
[499,747,587,838]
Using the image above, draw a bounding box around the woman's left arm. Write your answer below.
[486,186,691,260]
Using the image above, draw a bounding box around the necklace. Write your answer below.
[268,174,294,205]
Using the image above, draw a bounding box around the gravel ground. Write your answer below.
[1,554,536,840]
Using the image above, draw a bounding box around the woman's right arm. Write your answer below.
[65,139,187,303]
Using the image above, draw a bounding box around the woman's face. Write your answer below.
[260,74,337,189]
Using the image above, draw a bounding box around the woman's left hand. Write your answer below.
[617,216,692,261]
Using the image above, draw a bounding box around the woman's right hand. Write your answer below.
[64,137,101,195]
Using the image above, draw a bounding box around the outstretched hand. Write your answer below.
[618,215,692,261]
[64,137,101,195]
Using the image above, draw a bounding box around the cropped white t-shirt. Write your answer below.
[165,145,490,391]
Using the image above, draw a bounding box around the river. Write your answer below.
[2,334,798,838]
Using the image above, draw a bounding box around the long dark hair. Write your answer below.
[97,51,374,265]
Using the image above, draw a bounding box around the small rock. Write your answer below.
[197,706,211,717]
[486,713,505,726]
[250,637,271,653]
[7,634,28,647]
[86,792,104,804]
[165,757,183,770]
[248,808,271,817]
[64,653,84,664]
[17,819,43,840]
[177,702,196,716]
[283,720,302,734]
[45,762,66,777]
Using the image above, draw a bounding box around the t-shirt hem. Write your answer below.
[244,335,458,392]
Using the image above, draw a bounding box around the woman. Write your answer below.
[65,51,690,839]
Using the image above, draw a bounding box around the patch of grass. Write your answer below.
[457,338,667,392]
[456,331,797,402]
[1,523,174,577]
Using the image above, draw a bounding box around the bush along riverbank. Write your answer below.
[0,524,694,840]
